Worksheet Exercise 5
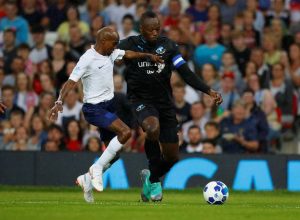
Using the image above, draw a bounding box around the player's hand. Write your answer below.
[234,135,245,145]
[48,101,63,122]
[0,102,7,114]
[208,89,223,106]
[149,54,164,63]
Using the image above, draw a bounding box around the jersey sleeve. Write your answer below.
[169,40,186,69]
[111,49,126,62]
[69,55,90,82]
[117,38,131,50]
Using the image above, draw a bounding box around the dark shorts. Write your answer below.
[131,101,179,143]
[82,99,117,142]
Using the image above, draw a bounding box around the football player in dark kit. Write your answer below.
[118,11,222,202]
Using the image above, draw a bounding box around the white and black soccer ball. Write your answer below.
[203,181,229,205]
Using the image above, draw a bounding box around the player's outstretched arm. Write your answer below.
[48,79,77,122]
[0,101,7,114]
[176,63,223,106]
[124,50,164,63]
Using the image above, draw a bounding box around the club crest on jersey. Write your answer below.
[156,46,166,55]
[136,104,145,112]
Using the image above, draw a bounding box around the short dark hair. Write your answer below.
[31,25,45,34]
[48,124,64,133]
[4,28,16,37]
[202,138,217,147]
[205,121,219,130]
[140,11,158,25]
[188,125,201,133]
[18,43,30,51]
[122,14,134,23]
[1,85,15,93]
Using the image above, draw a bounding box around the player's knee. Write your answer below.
[145,126,160,141]
[118,128,131,144]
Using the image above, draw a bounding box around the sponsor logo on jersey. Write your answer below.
[138,62,166,74]
[156,46,166,55]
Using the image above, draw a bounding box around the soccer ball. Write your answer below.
[203,181,229,205]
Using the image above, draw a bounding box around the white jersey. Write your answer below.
[69,46,125,104]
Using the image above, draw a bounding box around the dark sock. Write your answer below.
[158,157,178,178]
[144,139,162,183]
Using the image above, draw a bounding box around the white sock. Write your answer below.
[94,136,123,169]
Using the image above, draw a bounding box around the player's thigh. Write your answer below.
[131,102,160,132]
[82,102,118,129]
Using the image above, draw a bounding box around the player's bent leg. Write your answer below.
[141,116,160,141]
[90,118,131,192]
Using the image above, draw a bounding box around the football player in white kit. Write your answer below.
[49,27,163,203]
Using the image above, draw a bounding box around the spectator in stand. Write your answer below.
[250,47,272,89]
[15,72,39,112]
[57,5,90,42]
[288,44,300,90]
[201,63,220,91]
[0,0,6,19]
[28,114,47,151]
[218,72,240,112]
[243,89,269,152]
[56,88,83,129]
[182,101,209,142]
[39,73,56,96]
[194,28,225,70]
[163,0,182,31]
[178,14,201,46]
[17,44,36,76]
[219,23,232,48]
[9,110,24,131]
[185,0,209,23]
[42,0,67,31]
[218,0,246,25]
[89,15,105,43]
[68,25,88,61]
[44,124,65,151]
[0,120,14,150]
[2,29,17,74]
[172,82,191,125]
[243,10,260,48]
[204,121,221,145]
[0,1,29,44]
[51,41,68,90]
[270,63,294,124]
[0,85,24,120]
[64,119,83,151]
[198,4,221,42]
[3,56,25,86]
[29,25,52,65]
[133,3,147,32]
[80,0,105,26]
[266,0,290,27]
[220,100,259,153]
[8,126,38,151]
[219,51,242,90]
[85,136,102,152]
[181,125,203,153]
[202,138,221,154]
[20,0,44,28]
[109,0,136,30]
[230,31,251,75]
[118,14,138,40]
[246,0,265,33]
[263,33,283,66]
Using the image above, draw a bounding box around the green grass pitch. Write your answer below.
[0,186,300,220]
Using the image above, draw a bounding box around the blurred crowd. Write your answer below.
[1,0,300,154]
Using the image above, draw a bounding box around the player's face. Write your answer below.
[140,18,160,43]
[103,38,119,55]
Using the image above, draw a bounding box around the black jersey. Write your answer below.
[118,35,185,104]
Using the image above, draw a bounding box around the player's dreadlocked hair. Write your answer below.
[140,11,158,25]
